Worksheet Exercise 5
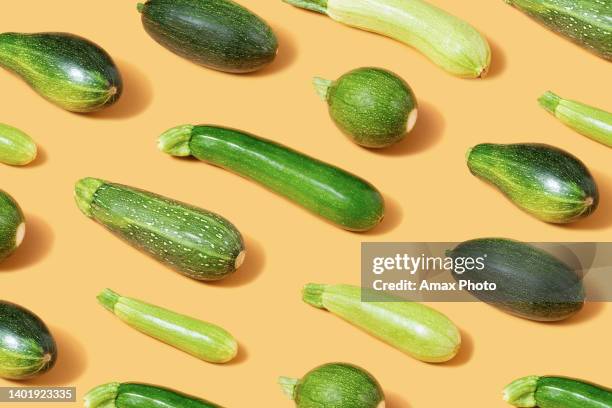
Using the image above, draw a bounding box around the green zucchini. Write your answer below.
[74,178,245,281]
[505,0,612,61]
[85,382,223,408]
[447,238,585,321]
[314,67,418,148]
[504,375,612,408]
[303,283,461,362]
[158,125,385,231]
[0,124,37,166]
[0,190,25,262]
[283,0,491,78]
[138,0,278,73]
[279,363,384,408]
[97,289,237,363]
[467,143,598,223]
[0,301,56,380]
[0,32,122,112]
[539,91,612,147]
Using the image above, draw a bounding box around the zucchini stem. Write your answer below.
[97,289,121,313]
[312,77,334,101]
[84,382,120,408]
[282,0,328,14]
[302,283,326,309]
[278,376,300,399]
[74,178,105,217]
[503,376,540,407]
[158,125,195,157]
[137,3,145,12]
[538,91,561,115]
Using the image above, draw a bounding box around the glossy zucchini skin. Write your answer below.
[0,124,37,166]
[279,363,384,408]
[539,91,612,147]
[505,0,612,60]
[138,0,278,73]
[85,382,223,408]
[75,178,245,281]
[467,143,598,223]
[314,67,418,148]
[0,301,56,380]
[97,289,237,363]
[0,190,25,262]
[504,375,612,408]
[284,0,491,78]
[448,238,585,321]
[158,125,385,231]
[303,283,460,362]
[0,32,122,112]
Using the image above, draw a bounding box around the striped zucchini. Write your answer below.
[0,124,37,166]
[158,125,385,231]
[85,382,223,408]
[0,190,25,262]
[98,289,237,363]
[75,178,245,281]
[539,91,612,147]
[279,363,384,408]
[303,283,461,362]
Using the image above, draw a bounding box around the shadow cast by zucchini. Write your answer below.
[562,171,612,230]
[247,26,297,77]
[224,342,249,366]
[87,59,153,120]
[362,195,403,236]
[373,101,444,157]
[20,327,87,386]
[384,391,413,408]
[440,329,473,367]
[549,302,606,326]
[0,214,53,271]
[213,235,265,287]
[485,37,507,78]
[21,145,48,168]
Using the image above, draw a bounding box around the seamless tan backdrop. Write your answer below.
[0,1,610,407]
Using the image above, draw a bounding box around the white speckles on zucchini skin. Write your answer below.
[75,178,245,281]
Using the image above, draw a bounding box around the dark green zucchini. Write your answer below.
[0,32,122,112]
[0,301,56,380]
[85,382,223,408]
[279,363,384,408]
[158,125,385,231]
[504,375,612,408]
[75,178,245,281]
[138,0,278,73]
[447,238,585,321]
[467,143,598,223]
[314,67,418,148]
[0,190,25,262]
[505,0,611,60]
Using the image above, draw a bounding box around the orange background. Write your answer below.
[0,1,610,407]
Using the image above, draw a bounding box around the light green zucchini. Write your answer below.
[0,124,37,166]
[539,91,612,147]
[98,289,237,363]
[303,283,461,362]
[283,0,491,78]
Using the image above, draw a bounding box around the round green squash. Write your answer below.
[0,190,25,262]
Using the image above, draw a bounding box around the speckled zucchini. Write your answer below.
[138,0,278,73]
[504,375,612,408]
[0,301,56,380]
[0,124,37,166]
[85,382,224,408]
[539,91,612,147]
[314,67,418,148]
[283,0,491,78]
[75,178,245,281]
[0,32,122,112]
[505,0,612,60]
[98,289,237,363]
[467,143,598,223]
[158,125,385,231]
[279,363,384,408]
[0,190,25,262]
[303,283,461,362]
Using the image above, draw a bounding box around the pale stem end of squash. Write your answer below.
[302,283,327,309]
[14,223,25,248]
[158,125,194,157]
[282,0,328,15]
[74,177,105,217]
[503,376,539,407]
[84,382,120,408]
[278,376,299,399]
[465,147,474,162]
[538,91,561,115]
[312,77,334,101]
[97,289,121,313]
